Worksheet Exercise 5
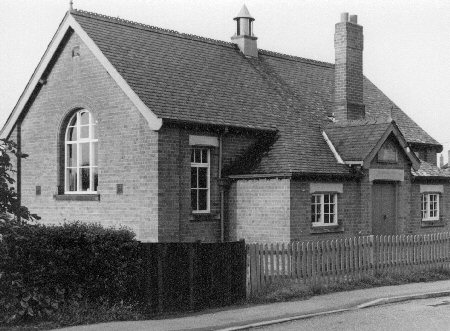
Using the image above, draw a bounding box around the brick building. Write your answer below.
[1,7,449,242]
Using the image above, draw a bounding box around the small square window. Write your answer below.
[117,184,123,195]
[311,193,338,226]
[72,46,80,57]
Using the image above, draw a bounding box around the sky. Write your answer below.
[1,0,449,163]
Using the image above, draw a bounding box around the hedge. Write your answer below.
[0,219,144,324]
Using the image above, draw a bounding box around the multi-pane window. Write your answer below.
[421,193,439,221]
[65,110,98,193]
[311,193,337,226]
[191,148,210,212]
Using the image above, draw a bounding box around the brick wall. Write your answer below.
[16,31,159,241]
[408,182,450,234]
[290,180,370,242]
[228,178,291,243]
[158,126,258,242]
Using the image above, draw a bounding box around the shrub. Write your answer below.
[0,139,39,221]
[0,220,144,324]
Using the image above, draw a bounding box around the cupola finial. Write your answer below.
[231,4,258,57]
[69,0,74,11]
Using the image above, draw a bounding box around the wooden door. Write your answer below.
[372,182,397,235]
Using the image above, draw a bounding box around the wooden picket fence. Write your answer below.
[247,232,450,296]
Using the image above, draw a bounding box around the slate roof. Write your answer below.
[70,10,441,176]
[325,120,391,161]
[411,161,450,178]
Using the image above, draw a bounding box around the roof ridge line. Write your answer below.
[259,49,334,68]
[72,9,335,67]
[328,118,391,128]
[71,9,236,48]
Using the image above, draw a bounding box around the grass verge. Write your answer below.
[249,267,450,303]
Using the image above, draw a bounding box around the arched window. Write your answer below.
[65,110,98,193]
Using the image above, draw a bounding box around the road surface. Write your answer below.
[256,295,450,331]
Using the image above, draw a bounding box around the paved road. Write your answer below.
[257,295,450,331]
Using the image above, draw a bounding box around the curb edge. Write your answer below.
[216,290,450,331]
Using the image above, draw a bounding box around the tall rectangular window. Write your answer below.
[65,110,98,193]
[421,193,439,221]
[311,193,337,226]
[191,148,210,213]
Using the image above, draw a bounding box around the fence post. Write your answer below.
[239,240,247,302]
[369,235,375,276]
[188,243,196,310]
[249,244,257,297]
[157,244,166,314]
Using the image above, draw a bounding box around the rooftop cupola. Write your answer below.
[231,5,258,57]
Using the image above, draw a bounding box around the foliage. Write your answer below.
[52,299,143,327]
[0,221,144,325]
[0,138,39,221]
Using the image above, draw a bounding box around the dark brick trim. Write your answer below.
[189,213,220,222]
[54,194,100,201]
[413,176,450,182]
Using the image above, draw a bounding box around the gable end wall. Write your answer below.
[17,31,158,241]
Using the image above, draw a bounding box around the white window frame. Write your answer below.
[311,193,338,227]
[64,110,98,194]
[421,193,440,221]
[191,147,210,213]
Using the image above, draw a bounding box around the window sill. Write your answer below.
[421,217,445,228]
[189,213,220,222]
[54,194,100,201]
[310,220,344,234]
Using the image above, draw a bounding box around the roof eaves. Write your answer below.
[162,118,278,133]
[228,173,292,180]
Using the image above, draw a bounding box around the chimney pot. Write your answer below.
[341,12,349,22]
[349,15,358,24]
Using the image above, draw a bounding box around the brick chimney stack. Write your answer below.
[334,13,365,121]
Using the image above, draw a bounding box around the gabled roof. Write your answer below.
[0,11,162,139]
[0,9,442,176]
[325,119,392,162]
[324,119,420,170]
